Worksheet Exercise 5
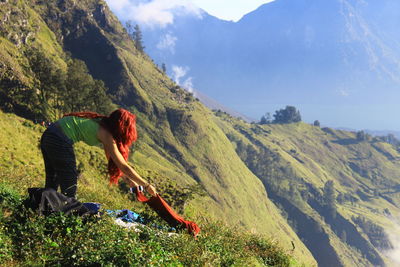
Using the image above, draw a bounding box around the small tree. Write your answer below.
[314,120,320,127]
[340,230,347,243]
[161,63,167,73]
[89,80,114,114]
[273,106,301,124]
[323,180,336,218]
[63,59,112,114]
[133,24,145,53]
[26,48,65,120]
[384,134,399,145]
[63,59,93,112]
[259,112,272,125]
[260,116,268,125]
[356,130,371,141]
[125,22,145,53]
[125,20,134,36]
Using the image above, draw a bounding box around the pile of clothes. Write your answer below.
[25,187,200,237]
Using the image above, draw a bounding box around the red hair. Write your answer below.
[64,109,138,184]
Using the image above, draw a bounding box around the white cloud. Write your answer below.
[172,65,188,84]
[182,77,195,94]
[157,33,178,54]
[106,0,130,12]
[172,65,196,94]
[386,235,400,265]
[105,0,203,28]
[338,89,350,97]
[383,217,400,266]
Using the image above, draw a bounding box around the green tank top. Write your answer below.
[58,116,101,146]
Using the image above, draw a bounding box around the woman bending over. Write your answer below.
[40,108,157,198]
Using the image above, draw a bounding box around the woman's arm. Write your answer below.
[97,127,157,196]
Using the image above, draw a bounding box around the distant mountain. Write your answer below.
[365,130,400,140]
[140,0,400,130]
[193,89,254,122]
[338,127,400,140]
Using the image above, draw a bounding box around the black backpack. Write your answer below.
[25,188,94,216]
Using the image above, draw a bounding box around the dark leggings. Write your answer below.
[40,124,78,198]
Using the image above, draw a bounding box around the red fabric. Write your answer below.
[136,191,200,237]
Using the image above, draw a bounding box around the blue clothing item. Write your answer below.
[106,208,176,232]
[83,202,101,213]
[106,209,143,223]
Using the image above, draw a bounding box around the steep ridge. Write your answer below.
[0,0,316,265]
[215,111,400,266]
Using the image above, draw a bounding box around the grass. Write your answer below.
[0,183,295,266]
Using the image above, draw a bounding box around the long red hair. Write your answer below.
[64,109,138,184]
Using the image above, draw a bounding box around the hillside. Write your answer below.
[215,111,400,266]
[0,0,315,265]
[0,110,301,266]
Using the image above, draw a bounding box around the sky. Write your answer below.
[105,0,274,27]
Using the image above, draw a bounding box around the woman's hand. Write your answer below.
[98,127,156,192]
[146,184,157,197]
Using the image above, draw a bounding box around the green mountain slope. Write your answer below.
[0,110,300,266]
[215,112,400,266]
[0,0,316,265]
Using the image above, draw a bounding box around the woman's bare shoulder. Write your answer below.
[97,126,113,143]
